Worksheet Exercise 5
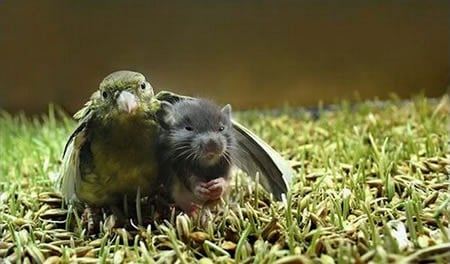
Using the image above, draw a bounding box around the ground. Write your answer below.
[0,96,449,263]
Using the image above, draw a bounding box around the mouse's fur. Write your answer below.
[158,99,236,214]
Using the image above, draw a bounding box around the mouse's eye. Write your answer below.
[218,126,225,132]
[185,126,193,131]
[140,82,146,90]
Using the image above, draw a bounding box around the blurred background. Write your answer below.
[0,0,448,114]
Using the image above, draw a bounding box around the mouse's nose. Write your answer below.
[204,139,221,153]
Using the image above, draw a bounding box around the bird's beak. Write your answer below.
[117,91,138,113]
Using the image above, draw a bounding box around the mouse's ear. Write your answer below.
[158,101,175,129]
[221,104,232,119]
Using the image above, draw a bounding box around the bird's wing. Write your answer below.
[155,91,190,103]
[73,92,98,120]
[155,91,293,200]
[232,121,293,200]
[58,125,88,203]
[58,104,94,204]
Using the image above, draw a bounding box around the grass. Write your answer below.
[0,95,449,263]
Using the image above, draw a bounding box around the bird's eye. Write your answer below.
[140,83,146,90]
[185,126,193,131]
[102,91,108,99]
[218,126,225,132]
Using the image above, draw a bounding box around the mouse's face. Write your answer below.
[168,100,235,167]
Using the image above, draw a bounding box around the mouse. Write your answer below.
[157,98,236,216]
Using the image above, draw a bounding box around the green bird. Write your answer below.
[59,71,165,210]
[58,70,293,225]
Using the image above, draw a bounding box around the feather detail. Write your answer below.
[231,120,293,200]
[58,126,87,203]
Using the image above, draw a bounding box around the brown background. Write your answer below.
[0,1,448,114]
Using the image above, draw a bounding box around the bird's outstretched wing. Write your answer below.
[155,91,293,200]
[231,121,293,200]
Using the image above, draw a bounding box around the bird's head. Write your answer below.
[90,70,154,117]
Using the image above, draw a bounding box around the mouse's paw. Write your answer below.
[199,177,228,201]
[193,184,213,201]
[174,196,201,218]
[187,203,202,218]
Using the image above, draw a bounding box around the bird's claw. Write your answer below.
[81,206,102,235]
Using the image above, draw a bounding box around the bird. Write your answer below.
[58,71,169,228]
[58,70,293,228]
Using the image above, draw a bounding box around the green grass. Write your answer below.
[0,96,449,263]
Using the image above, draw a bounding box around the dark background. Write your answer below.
[0,1,448,114]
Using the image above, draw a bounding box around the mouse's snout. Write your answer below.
[195,133,225,162]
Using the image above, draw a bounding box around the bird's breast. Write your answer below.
[81,113,160,205]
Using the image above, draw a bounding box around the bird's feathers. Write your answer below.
[58,125,87,203]
[232,121,293,200]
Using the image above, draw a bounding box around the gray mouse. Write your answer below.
[158,98,236,216]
